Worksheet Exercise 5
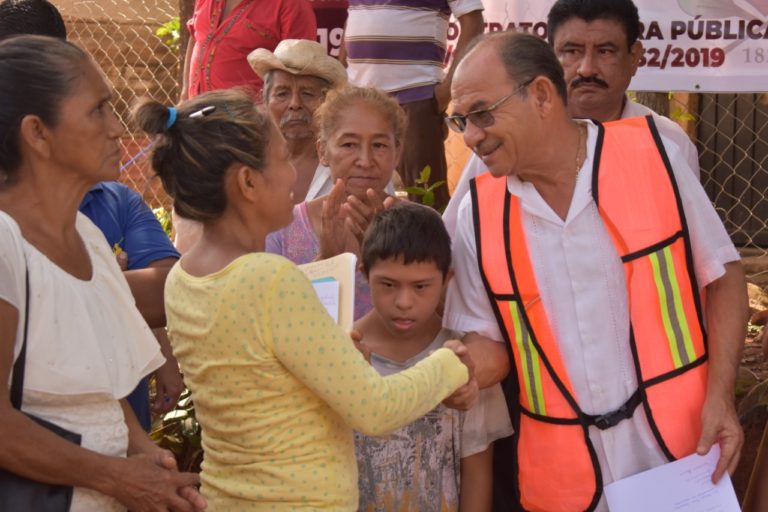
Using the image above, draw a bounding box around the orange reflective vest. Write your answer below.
[471,116,708,512]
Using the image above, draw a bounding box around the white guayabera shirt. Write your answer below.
[444,120,738,512]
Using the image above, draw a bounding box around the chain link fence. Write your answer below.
[693,93,768,282]
[649,92,768,283]
[60,3,768,277]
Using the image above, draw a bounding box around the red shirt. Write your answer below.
[187,0,317,99]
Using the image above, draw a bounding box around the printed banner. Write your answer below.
[446,0,768,92]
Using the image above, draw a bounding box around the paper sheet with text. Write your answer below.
[310,278,340,324]
[604,445,740,512]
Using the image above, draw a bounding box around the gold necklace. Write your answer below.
[574,123,586,176]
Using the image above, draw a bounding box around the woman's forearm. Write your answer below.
[121,399,159,456]
[0,404,121,493]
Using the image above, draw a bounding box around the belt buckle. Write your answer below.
[593,403,629,430]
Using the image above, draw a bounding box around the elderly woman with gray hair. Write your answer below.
[0,35,205,512]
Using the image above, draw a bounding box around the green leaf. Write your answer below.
[155,17,181,51]
[418,165,432,184]
[181,417,199,437]
[162,434,184,453]
[404,186,426,196]
[423,190,435,206]
[152,206,173,238]
[426,180,446,192]
[177,394,192,408]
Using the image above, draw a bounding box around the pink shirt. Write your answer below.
[187,0,317,98]
[266,202,373,320]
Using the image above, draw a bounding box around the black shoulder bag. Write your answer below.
[0,269,82,511]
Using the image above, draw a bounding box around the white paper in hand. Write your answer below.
[298,253,356,331]
[604,445,740,512]
[311,278,340,324]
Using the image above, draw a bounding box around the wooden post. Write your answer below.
[635,92,669,117]
[178,0,195,98]
[636,92,699,142]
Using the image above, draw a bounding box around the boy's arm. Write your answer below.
[459,383,514,509]
[122,260,175,328]
[460,447,493,512]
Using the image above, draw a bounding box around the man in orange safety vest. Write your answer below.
[443,30,748,512]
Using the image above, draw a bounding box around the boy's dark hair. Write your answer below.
[0,0,67,41]
[547,0,641,50]
[361,202,451,278]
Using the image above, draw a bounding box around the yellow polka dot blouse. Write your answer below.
[165,253,468,510]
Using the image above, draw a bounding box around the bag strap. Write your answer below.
[9,269,29,410]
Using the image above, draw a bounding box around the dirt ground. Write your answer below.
[734,270,768,503]
[743,331,768,381]
[741,261,768,381]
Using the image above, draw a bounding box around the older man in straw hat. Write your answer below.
[249,39,348,204]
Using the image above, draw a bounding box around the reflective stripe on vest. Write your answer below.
[650,245,697,367]
[471,116,707,512]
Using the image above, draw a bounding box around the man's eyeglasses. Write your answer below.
[444,78,533,133]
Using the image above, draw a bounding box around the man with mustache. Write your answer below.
[249,39,349,203]
[443,0,700,235]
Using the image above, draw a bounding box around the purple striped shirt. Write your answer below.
[345,0,483,103]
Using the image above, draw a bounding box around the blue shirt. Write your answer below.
[79,182,179,270]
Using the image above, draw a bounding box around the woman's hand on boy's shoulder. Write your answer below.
[441,339,479,411]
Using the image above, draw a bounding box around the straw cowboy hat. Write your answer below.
[247,39,347,87]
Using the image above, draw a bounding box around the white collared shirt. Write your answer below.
[443,120,738,511]
[304,164,334,201]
